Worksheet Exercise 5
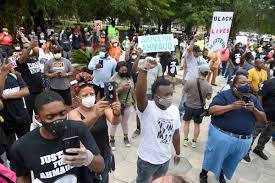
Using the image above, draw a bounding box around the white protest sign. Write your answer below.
[236,36,248,45]
[208,12,234,51]
[138,34,175,53]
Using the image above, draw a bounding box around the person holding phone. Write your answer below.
[10,91,104,183]
[45,46,74,106]
[88,46,117,99]
[199,74,266,183]
[109,62,135,150]
[68,73,121,183]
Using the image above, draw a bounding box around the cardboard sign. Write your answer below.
[208,12,234,51]
[138,34,175,53]
[108,27,116,38]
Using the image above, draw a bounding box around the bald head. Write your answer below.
[255,58,264,70]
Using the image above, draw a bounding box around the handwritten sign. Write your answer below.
[138,34,175,53]
[208,12,234,51]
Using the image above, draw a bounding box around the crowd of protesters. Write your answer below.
[0,23,274,183]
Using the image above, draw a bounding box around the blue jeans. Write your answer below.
[227,63,234,84]
[202,124,252,180]
[136,157,170,183]
[178,95,185,117]
[273,134,275,141]
[93,152,112,183]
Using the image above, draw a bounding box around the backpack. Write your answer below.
[0,164,16,183]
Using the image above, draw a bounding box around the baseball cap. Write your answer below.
[199,64,210,75]
[2,28,8,32]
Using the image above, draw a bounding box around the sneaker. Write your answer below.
[253,149,268,160]
[199,173,208,183]
[191,140,197,148]
[183,139,189,146]
[132,129,140,139]
[124,137,131,147]
[243,153,251,162]
[110,139,116,151]
[219,173,226,183]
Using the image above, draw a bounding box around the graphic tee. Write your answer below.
[16,56,43,93]
[10,120,100,183]
[229,50,242,66]
[167,57,179,77]
[45,58,73,90]
[137,101,181,164]
[1,73,30,130]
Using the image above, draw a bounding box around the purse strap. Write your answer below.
[196,79,205,109]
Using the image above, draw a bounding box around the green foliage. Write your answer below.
[71,49,94,64]
[0,0,274,35]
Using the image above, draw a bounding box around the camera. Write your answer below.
[104,81,117,103]
[242,95,251,104]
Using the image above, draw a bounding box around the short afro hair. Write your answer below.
[34,90,64,114]
[151,79,172,98]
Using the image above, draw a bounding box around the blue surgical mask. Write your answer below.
[236,83,250,94]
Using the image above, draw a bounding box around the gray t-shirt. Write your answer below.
[45,58,73,90]
[183,79,212,109]
[138,59,163,94]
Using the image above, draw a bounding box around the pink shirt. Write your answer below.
[220,48,230,62]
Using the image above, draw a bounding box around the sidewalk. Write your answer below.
[109,71,275,183]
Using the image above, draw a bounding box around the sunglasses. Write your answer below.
[78,80,93,87]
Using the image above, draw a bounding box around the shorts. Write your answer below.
[50,88,72,106]
[183,105,204,124]
[202,124,252,180]
[166,75,176,83]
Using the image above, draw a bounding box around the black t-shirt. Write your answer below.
[229,51,242,66]
[125,58,138,83]
[2,74,30,131]
[167,57,179,77]
[10,120,100,183]
[259,78,275,121]
[16,56,43,93]
[90,116,110,158]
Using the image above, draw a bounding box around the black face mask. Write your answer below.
[118,72,129,78]
[41,119,67,137]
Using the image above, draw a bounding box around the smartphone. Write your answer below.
[104,81,117,104]
[99,59,103,67]
[62,136,80,156]
[242,95,251,104]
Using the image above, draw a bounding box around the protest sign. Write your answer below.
[138,34,175,53]
[208,11,234,51]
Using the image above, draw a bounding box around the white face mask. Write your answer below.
[82,96,96,108]
[29,49,33,55]
[113,43,118,47]
[54,53,62,60]
[132,55,137,60]
[99,51,105,58]
[4,32,8,35]
[15,46,21,51]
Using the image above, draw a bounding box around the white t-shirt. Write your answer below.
[137,101,181,164]
[184,53,207,81]
[38,48,53,71]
